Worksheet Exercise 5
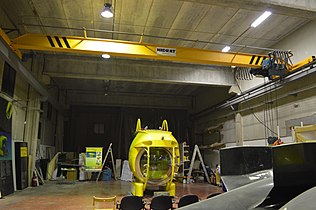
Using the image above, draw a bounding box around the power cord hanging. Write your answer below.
[233,67,254,81]
[234,78,278,136]
[274,82,279,129]
[268,84,274,137]
[263,79,268,140]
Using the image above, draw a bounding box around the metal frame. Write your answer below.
[294,124,316,142]
[186,145,210,184]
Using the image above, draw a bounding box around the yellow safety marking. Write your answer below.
[46,36,71,48]
[249,55,266,65]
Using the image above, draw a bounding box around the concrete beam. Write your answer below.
[185,0,316,19]
[43,55,234,87]
[263,0,316,12]
[68,91,192,109]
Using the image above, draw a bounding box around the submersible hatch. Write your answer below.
[128,119,180,196]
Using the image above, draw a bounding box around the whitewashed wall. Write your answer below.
[275,21,316,63]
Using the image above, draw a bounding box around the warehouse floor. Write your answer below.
[0,180,222,209]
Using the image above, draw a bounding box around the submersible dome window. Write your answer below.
[137,147,172,185]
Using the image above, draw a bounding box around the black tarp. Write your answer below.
[65,106,191,160]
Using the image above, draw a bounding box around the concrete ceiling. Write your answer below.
[0,0,313,110]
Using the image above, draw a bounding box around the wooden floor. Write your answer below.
[0,180,222,209]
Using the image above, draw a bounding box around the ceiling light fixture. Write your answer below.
[101,3,113,18]
[102,54,111,59]
[222,46,231,52]
[251,11,272,28]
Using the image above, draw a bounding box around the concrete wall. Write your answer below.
[0,51,65,187]
[202,118,235,169]
[31,55,65,157]
[274,20,316,63]
[194,21,316,168]
[193,86,231,113]
[237,20,316,92]
[0,58,28,142]
[238,77,267,93]
[197,70,316,167]
[11,70,28,142]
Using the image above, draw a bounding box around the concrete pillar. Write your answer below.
[235,113,243,146]
[23,88,40,185]
[55,113,64,152]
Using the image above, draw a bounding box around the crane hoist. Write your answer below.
[250,51,315,79]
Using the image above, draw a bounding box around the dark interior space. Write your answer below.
[65,106,190,159]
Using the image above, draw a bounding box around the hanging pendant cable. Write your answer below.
[274,82,279,133]
[274,82,280,139]
[263,79,268,140]
[234,78,278,136]
[269,84,275,137]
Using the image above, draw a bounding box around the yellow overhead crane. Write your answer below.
[1,28,267,68]
[0,27,314,77]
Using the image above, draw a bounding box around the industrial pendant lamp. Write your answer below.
[101,3,113,18]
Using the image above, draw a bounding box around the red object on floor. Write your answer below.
[31,173,38,187]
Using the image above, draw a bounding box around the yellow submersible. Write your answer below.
[128,119,180,196]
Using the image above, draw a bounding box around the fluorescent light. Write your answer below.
[102,54,110,59]
[222,46,230,52]
[251,11,272,28]
[101,3,113,18]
